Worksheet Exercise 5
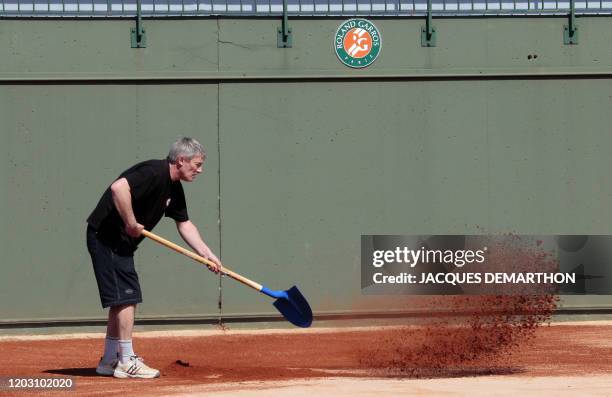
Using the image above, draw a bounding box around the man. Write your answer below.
[86,137,221,379]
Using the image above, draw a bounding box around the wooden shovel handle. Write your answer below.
[141,230,263,292]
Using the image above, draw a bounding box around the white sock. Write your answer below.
[102,336,119,363]
[119,339,135,364]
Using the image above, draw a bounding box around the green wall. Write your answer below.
[1,16,611,324]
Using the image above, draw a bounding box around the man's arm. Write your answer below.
[110,177,144,238]
[176,220,221,273]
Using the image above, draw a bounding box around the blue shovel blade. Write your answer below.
[260,285,313,327]
[272,286,313,328]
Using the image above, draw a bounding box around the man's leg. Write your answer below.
[101,306,121,361]
[88,226,120,373]
[111,304,160,379]
[99,312,119,365]
[106,307,119,338]
[111,304,137,363]
[98,304,134,370]
[110,304,135,339]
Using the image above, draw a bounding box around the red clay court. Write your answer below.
[1,322,611,396]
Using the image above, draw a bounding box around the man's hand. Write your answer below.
[203,251,222,274]
[125,222,145,238]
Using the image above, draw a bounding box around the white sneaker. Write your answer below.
[113,355,160,379]
[96,356,119,376]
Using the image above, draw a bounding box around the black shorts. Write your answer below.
[86,225,143,308]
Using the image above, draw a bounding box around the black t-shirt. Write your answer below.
[87,159,188,255]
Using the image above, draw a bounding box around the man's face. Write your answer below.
[178,155,204,182]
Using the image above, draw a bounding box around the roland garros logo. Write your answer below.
[334,18,382,68]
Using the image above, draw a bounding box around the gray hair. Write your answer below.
[167,137,206,163]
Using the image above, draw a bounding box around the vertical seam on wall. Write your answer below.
[486,82,491,233]
[216,16,223,327]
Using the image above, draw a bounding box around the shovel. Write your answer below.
[141,230,313,328]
